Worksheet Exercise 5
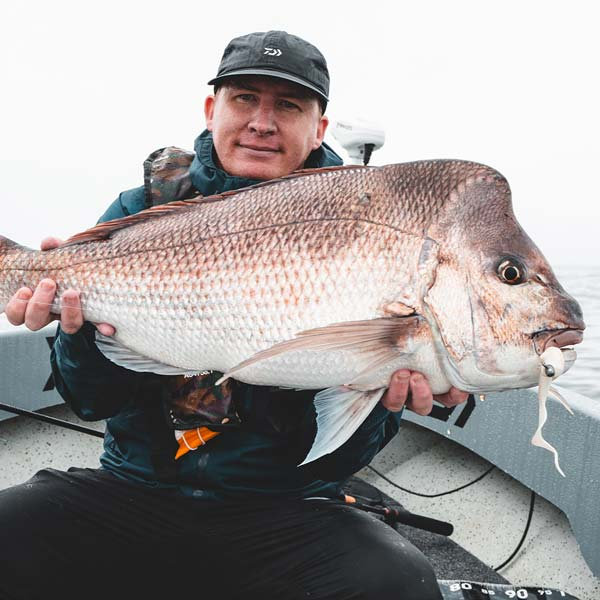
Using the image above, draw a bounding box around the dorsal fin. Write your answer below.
[63,200,204,246]
[286,165,366,176]
[63,164,367,247]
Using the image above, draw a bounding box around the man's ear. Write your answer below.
[204,95,215,131]
[312,114,329,150]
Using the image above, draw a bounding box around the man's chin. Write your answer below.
[228,163,289,181]
[223,145,307,180]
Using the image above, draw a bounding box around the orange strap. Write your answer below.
[174,427,221,459]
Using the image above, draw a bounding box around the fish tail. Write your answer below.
[0,235,26,314]
[0,235,21,252]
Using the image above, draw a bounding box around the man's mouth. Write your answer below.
[238,143,281,153]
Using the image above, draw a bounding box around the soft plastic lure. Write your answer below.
[532,346,574,477]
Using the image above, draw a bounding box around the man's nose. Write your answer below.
[248,103,277,135]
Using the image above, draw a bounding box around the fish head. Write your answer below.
[422,161,585,391]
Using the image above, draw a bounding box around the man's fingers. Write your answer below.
[381,372,469,415]
[5,279,114,337]
[381,370,411,412]
[95,323,116,337]
[434,387,470,408]
[406,373,434,416]
[24,279,57,330]
[60,290,84,334]
[5,287,33,325]
[450,388,470,405]
[40,237,65,251]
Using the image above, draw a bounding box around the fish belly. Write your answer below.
[58,221,422,385]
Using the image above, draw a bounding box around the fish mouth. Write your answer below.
[532,328,584,369]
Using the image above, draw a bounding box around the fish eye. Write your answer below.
[497,258,526,285]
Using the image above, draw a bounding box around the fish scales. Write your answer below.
[0,160,568,385]
[1,162,455,371]
[0,159,585,468]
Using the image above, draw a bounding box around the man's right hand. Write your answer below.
[4,237,115,336]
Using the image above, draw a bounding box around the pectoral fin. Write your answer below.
[215,315,428,385]
[299,386,386,466]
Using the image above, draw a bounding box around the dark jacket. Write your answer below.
[51,131,403,501]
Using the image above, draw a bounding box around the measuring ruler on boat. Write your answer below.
[438,580,580,599]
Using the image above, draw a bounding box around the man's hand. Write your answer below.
[382,369,469,415]
[4,237,115,336]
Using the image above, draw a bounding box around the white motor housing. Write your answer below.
[330,118,385,165]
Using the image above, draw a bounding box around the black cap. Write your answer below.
[208,30,330,105]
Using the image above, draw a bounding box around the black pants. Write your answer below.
[0,468,442,600]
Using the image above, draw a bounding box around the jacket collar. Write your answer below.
[189,130,343,197]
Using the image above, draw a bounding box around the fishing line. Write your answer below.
[366,463,496,498]
[493,489,536,571]
[366,463,538,574]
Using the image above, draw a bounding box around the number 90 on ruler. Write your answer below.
[438,580,580,599]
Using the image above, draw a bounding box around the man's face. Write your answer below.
[204,76,329,180]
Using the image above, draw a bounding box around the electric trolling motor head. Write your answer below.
[331,117,385,165]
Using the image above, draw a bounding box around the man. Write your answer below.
[2,31,468,599]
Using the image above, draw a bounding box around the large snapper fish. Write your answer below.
[0,160,585,472]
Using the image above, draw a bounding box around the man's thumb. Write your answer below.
[40,237,65,251]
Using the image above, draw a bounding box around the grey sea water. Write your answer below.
[553,265,599,401]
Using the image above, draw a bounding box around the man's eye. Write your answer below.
[279,100,300,111]
[236,94,256,103]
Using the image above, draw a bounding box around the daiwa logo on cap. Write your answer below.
[207,31,331,103]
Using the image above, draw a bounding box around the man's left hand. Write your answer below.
[381,369,469,415]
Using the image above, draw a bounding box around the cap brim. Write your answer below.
[207,68,329,102]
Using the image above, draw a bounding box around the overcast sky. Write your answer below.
[1,0,598,268]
